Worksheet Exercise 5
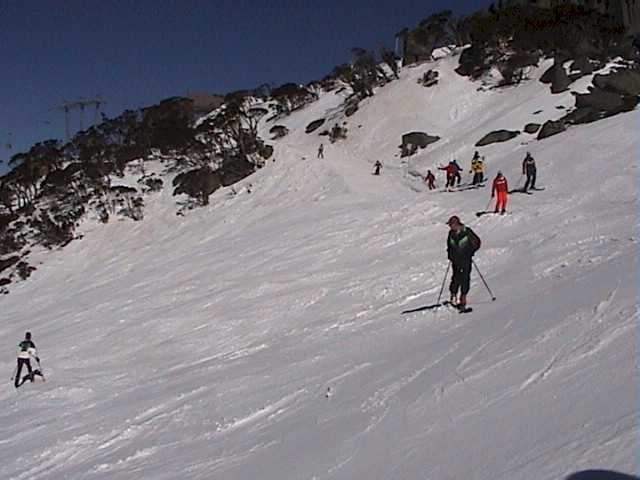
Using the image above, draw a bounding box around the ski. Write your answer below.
[476,211,510,218]
[443,301,473,313]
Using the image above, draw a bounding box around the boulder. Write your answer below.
[592,70,640,97]
[219,155,256,187]
[110,185,138,195]
[524,123,541,134]
[575,88,626,111]
[43,169,71,188]
[456,45,484,78]
[305,119,325,134]
[269,125,289,139]
[570,87,639,123]
[537,120,566,140]
[0,278,10,287]
[138,176,164,193]
[345,98,359,117]
[258,144,274,160]
[400,132,441,157]
[172,167,222,205]
[540,60,571,94]
[560,107,600,125]
[419,70,439,87]
[570,56,594,75]
[345,103,359,117]
[0,255,19,274]
[475,130,520,147]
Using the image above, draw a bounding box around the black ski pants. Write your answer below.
[450,260,472,296]
[446,175,455,188]
[473,172,484,185]
[524,170,536,191]
[15,358,32,388]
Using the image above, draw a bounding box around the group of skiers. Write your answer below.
[439,151,540,310]
[426,151,538,215]
[11,149,541,384]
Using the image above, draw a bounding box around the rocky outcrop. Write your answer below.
[418,70,439,87]
[258,144,274,160]
[305,119,325,134]
[570,56,595,75]
[344,98,360,117]
[475,130,520,147]
[524,123,541,134]
[537,120,566,140]
[0,255,19,274]
[172,167,222,206]
[592,69,640,97]
[219,155,257,187]
[555,68,640,126]
[400,132,441,157]
[540,59,571,94]
[269,125,289,139]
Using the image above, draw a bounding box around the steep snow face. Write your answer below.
[1,53,636,480]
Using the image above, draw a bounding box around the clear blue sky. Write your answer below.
[0,0,491,170]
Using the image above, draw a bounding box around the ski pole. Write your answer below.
[436,262,451,305]
[472,260,496,301]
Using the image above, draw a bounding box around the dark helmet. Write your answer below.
[447,215,462,226]
[25,332,31,340]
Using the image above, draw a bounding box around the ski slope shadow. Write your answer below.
[565,471,639,480]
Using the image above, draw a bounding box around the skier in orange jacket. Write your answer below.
[491,171,509,214]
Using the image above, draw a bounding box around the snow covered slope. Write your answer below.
[1,52,637,479]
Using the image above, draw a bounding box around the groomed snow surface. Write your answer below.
[1,53,637,479]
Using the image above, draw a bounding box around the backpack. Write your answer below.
[467,228,481,252]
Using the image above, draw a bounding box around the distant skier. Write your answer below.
[14,332,44,388]
[522,152,537,192]
[373,161,383,176]
[425,170,436,190]
[317,143,324,159]
[446,215,481,311]
[491,171,509,214]
[470,152,485,185]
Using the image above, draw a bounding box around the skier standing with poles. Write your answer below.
[451,159,463,186]
[439,161,459,189]
[522,152,537,192]
[491,171,509,214]
[445,216,481,313]
[373,161,383,176]
[13,332,44,388]
[317,143,324,159]
[470,152,485,185]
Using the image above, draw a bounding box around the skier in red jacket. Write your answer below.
[491,171,509,214]
[438,162,459,189]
